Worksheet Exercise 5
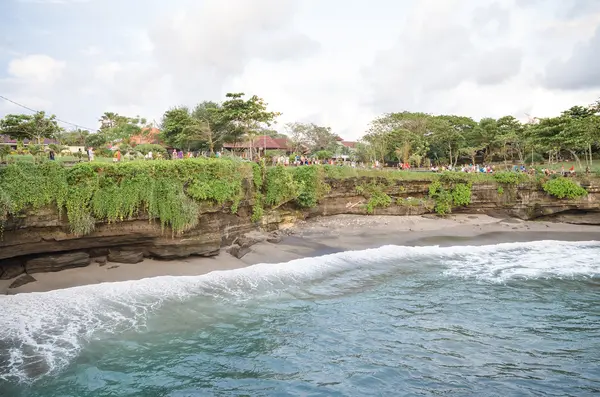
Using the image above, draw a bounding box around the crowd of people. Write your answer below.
[75,148,590,177]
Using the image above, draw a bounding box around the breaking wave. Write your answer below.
[0,240,598,384]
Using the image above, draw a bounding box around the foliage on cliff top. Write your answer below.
[542,177,587,199]
[1,160,596,236]
[0,159,256,236]
[428,180,472,215]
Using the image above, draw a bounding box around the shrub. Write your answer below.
[355,182,392,214]
[134,143,167,156]
[292,166,330,208]
[542,178,587,199]
[451,183,472,206]
[428,180,472,214]
[264,166,298,207]
[493,172,528,184]
[0,158,255,237]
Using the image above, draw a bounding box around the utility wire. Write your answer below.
[0,94,98,131]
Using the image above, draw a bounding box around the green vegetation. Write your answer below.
[355,182,393,214]
[428,180,472,215]
[293,166,330,208]
[542,178,588,200]
[358,102,600,170]
[493,171,529,184]
[0,159,256,236]
[0,160,597,237]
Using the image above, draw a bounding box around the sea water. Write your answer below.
[1,241,599,396]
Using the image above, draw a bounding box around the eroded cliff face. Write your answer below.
[1,178,599,281]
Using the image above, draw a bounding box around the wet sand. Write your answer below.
[3,214,599,294]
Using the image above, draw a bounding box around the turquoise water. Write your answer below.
[1,241,600,396]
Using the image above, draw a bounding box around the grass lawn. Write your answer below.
[536,159,600,172]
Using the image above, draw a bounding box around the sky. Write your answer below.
[0,0,599,140]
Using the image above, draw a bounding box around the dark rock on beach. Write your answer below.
[94,256,108,265]
[9,274,37,289]
[25,252,91,274]
[0,258,25,280]
[227,244,251,259]
[108,250,144,264]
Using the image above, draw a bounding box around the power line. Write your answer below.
[0,94,98,131]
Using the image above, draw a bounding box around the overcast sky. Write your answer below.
[0,0,598,139]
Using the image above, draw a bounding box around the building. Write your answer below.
[129,127,162,145]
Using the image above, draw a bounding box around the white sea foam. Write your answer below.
[0,240,598,383]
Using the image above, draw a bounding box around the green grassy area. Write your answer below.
[533,159,600,172]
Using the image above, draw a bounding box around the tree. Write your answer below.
[0,112,62,144]
[160,107,194,149]
[367,112,432,163]
[216,93,281,160]
[496,116,526,166]
[284,122,338,154]
[99,112,127,130]
[61,129,90,146]
[85,132,108,149]
[192,101,229,154]
[473,117,499,163]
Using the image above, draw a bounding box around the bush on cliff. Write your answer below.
[428,180,472,215]
[542,178,587,199]
[292,166,330,208]
[0,159,255,236]
[493,172,529,185]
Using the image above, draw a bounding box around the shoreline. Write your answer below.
[2,214,599,295]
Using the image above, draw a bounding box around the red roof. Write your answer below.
[223,135,284,150]
[341,141,357,149]
[130,128,161,145]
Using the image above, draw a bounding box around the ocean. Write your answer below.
[1,240,599,396]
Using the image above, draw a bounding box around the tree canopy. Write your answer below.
[1,93,599,168]
[0,111,62,143]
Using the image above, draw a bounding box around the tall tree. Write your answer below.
[160,107,195,149]
[0,111,62,144]
[216,93,281,159]
[192,101,229,154]
[496,115,526,165]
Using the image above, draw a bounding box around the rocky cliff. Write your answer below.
[1,175,599,283]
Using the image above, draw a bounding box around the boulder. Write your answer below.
[266,232,282,244]
[88,248,110,257]
[25,252,91,274]
[108,250,144,264]
[235,231,267,248]
[227,244,250,259]
[0,258,25,280]
[94,256,108,265]
[9,274,37,289]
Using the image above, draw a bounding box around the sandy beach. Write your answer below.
[3,214,600,295]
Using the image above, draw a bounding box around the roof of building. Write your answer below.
[130,127,161,145]
[341,141,357,149]
[0,134,58,145]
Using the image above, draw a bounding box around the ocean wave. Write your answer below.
[0,240,598,383]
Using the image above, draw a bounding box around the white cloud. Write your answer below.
[0,0,599,139]
[7,54,66,84]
